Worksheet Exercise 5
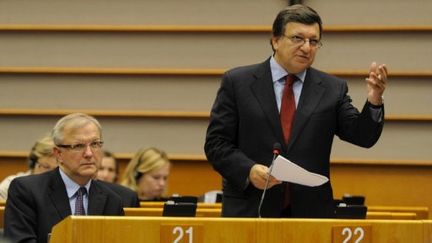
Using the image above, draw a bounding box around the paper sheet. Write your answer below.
[270,155,329,187]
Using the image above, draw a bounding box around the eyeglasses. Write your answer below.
[283,35,322,48]
[56,141,104,152]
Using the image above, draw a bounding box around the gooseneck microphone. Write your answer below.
[258,143,281,218]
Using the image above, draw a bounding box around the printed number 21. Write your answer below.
[172,226,193,243]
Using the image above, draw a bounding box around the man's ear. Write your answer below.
[271,36,280,50]
[53,147,63,163]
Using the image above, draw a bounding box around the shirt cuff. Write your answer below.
[368,101,384,122]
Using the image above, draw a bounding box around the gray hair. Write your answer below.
[51,113,102,145]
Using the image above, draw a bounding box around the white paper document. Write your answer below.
[270,155,329,187]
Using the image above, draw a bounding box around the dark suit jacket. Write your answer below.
[98,181,140,207]
[204,58,384,218]
[4,168,124,243]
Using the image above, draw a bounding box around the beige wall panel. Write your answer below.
[2,75,431,115]
[0,0,287,25]
[332,122,432,161]
[313,32,432,71]
[99,117,207,154]
[1,31,431,71]
[1,0,430,27]
[0,74,220,111]
[307,0,432,26]
[0,116,57,151]
[0,117,430,160]
[343,77,432,116]
[0,116,209,154]
[0,32,272,69]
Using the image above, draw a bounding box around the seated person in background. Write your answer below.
[121,147,171,201]
[0,134,57,201]
[4,113,124,243]
[96,150,119,183]
[96,150,140,207]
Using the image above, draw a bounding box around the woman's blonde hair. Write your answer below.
[121,147,170,193]
[28,134,55,170]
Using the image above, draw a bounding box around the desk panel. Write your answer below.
[50,216,427,243]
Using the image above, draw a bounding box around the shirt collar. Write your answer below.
[270,56,307,83]
[59,167,92,198]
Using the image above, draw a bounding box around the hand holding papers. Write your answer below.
[270,155,328,187]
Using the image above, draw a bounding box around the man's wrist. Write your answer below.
[368,96,384,107]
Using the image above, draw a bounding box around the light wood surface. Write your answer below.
[368,206,429,220]
[127,206,421,220]
[1,203,427,230]
[366,212,417,220]
[425,220,432,243]
[49,216,429,243]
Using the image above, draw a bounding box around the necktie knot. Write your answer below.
[285,74,295,87]
[76,187,87,197]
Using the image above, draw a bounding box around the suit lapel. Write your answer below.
[48,168,72,219]
[88,180,107,215]
[250,60,285,144]
[287,68,326,151]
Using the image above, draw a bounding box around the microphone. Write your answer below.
[258,143,281,218]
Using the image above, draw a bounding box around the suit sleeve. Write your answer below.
[204,72,256,190]
[4,179,38,243]
[336,82,384,148]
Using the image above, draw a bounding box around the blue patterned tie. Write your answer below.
[74,187,87,215]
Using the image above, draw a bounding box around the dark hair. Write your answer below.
[271,5,322,49]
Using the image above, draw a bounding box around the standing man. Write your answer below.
[4,113,124,242]
[204,5,387,218]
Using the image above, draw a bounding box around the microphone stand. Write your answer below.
[258,144,281,218]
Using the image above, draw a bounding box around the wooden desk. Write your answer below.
[366,211,417,220]
[50,216,428,243]
[424,220,432,243]
[136,204,423,220]
[368,206,429,219]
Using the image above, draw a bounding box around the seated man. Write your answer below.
[4,113,124,243]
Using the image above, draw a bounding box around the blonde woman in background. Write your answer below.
[0,134,57,200]
[96,150,119,183]
[121,147,171,201]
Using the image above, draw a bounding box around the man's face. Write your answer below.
[54,123,103,184]
[272,22,321,74]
